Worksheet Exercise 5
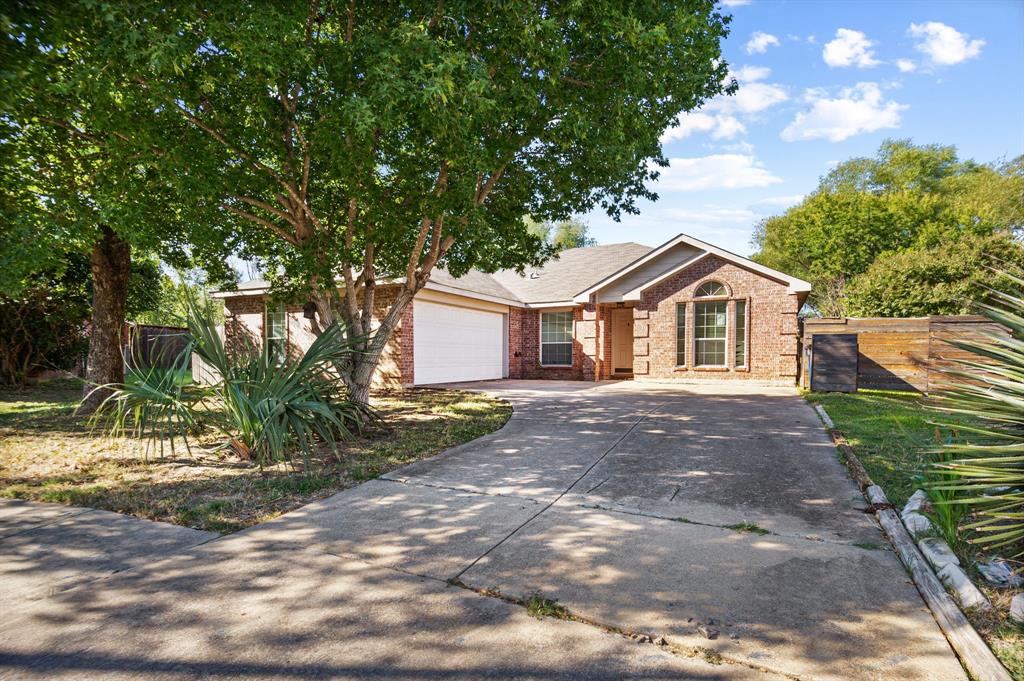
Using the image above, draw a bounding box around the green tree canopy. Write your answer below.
[525,217,597,252]
[34,1,733,402]
[844,233,1024,318]
[752,140,1024,316]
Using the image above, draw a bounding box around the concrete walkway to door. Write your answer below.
[0,380,967,680]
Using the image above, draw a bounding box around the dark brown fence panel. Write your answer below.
[124,324,191,370]
[810,333,858,392]
[802,316,1005,393]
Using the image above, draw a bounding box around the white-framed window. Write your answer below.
[695,280,728,298]
[675,303,686,366]
[540,311,573,366]
[266,303,287,364]
[694,301,727,367]
[734,300,747,367]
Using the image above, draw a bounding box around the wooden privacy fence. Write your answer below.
[123,323,190,370]
[801,315,1008,393]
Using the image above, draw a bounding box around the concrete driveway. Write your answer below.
[0,381,966,680]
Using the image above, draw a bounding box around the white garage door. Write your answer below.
[413,301,506,385]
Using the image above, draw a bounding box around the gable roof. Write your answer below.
[571,233,811,302]
[217,234,809,306]
[488,242,653,304]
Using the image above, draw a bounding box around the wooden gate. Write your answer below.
[809,333,858,392]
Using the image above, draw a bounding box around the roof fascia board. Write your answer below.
[523,300,579,309]
[422,280,524,307]
[573,232,811,301]
[621,252,712,301]
[572,234,691,302]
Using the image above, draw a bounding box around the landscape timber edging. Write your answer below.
[811,402,1012,681]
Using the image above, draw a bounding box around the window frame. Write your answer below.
[266,302,287,364]
[675,302,687,367]
[693,300,728,368]
[694,280,729,299]
[734,299,747,368]
[539,310,574,367]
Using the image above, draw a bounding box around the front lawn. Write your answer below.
[0,379,510,533]
[803,389,978,508]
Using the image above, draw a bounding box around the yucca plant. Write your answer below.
[927,270,1024,559]
[92,297,370,468]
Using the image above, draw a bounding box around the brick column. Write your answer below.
[632,307,650,377]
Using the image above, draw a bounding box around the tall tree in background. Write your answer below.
[48,1,733,404]
[525,217,597,252]
[752,140,1024,316]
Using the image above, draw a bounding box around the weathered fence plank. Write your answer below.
[802,316,1006,393]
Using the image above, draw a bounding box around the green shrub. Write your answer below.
[92,298,370,468]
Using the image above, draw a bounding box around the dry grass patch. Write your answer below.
[0,379,510,533]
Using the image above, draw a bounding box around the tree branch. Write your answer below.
[221,204,299,245]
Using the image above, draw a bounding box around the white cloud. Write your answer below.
[896,58,917,73]
[654,155,782,191]
[711,65,788,115]
[721,0,751,6]
[660,66,783,145]
[723,140,756,154]
[745,31,780,55]
[781,83,907,142]
[909,22,984,66]
[823,28,880,68]
[660,113,747,144]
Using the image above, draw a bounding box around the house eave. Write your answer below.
[573,232,812,301]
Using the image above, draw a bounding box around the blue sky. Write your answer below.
[584,0,1024,256]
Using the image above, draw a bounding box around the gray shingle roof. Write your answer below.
[427,267,522,301]
[224,242,656,305]
[488,242,653,303]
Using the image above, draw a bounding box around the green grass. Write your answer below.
[803,389,978,508]
[525,592,570,620]
[0,380,511,533]
[725,521,770,535]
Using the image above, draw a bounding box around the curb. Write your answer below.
[813,402,1012,681]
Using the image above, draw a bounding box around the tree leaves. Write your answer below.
[752,139,1024,316]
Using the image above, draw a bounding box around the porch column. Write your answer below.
[632,307,650,377]
[580,303,599,381]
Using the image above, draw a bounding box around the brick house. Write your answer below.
[216,233,811,387]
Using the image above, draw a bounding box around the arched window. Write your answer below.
[695,280,728,298]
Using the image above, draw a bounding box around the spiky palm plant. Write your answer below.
[92,297,369,468]
[927,271,1024,558]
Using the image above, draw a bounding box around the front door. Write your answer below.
[611,308,634,374]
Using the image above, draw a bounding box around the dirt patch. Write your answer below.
[0,380,510,533]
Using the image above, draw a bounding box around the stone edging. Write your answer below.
[812,403,1012,681]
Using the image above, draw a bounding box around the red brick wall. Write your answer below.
[633,255,800,383]
[517,308,585,380]
[222,285,411,389]
[508,307,525,379]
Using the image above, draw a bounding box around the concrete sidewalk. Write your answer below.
[0,381,967,680]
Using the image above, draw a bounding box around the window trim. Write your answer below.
[694,279,730,299]
[675,302,687,367]
[266,302,287,364]
[734,299,748,369]
[539,309,574,367]
[693,300,728,368]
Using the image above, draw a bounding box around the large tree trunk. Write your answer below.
[312,285,414,409]
[79,226,131,413]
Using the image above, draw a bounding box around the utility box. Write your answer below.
[809,333,858,392]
